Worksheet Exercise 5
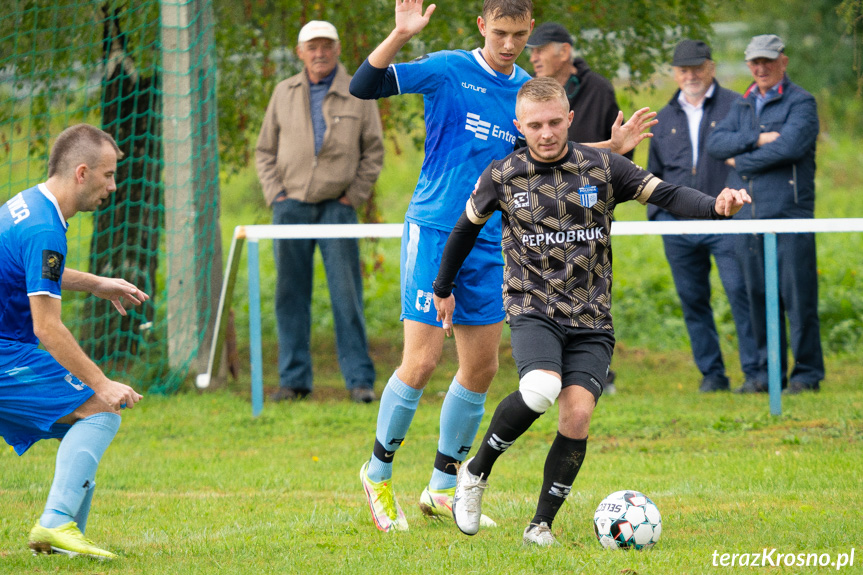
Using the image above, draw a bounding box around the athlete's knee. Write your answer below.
[459,355,498,389]
[518,370,562,413]
[397,358,438,388]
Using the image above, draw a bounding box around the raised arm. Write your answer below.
[368,0,437,68]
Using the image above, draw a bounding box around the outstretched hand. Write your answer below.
[91,277,150,316]
[433,293,455,337]
[394,0,436,37]
[609,108,658,156]
[714,188,752,217]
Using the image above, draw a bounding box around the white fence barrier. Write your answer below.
[201,219,863,416]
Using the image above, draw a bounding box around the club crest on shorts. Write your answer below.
[578,185,598,209]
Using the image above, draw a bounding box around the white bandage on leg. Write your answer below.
[518,370,562,413]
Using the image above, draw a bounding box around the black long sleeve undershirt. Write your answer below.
[648,179,724,220]
[433,212,484,298]
[348,59,400,100]
[433,180,723,298]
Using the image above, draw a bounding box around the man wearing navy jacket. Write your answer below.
[707,34,824,394]
[648,40,759,393]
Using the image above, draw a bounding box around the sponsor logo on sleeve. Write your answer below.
[41,250,64,281]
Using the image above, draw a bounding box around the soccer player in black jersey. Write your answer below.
[432,77,751,545]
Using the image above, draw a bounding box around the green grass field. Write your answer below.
[2,74,862,573]
[1,350,860,573]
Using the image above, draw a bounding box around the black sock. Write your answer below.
[468,391,542,479]
[532,433,587,527]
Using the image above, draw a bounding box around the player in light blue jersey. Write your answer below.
[0,124,148,559]
[352,0,655,532]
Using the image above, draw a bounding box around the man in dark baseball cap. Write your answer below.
[525,22,572,47]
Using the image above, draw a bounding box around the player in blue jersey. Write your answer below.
[0,124,148,559]
[352,0,655,532]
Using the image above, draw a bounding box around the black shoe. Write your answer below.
[784,381,820,395]
[350,387,376,403]
[699,375,730,393]
[733,379,767,394]
[270,387,310,402]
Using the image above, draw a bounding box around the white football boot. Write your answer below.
[452,457,489,536]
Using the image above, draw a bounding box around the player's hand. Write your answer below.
[433,294,455,337]
[93,379,143,412]
[610,108,657,156]
[394,0,436,37]
[714,188,751,217]
[91,277,150,316]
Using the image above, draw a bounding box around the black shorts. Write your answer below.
[508,313,615,401]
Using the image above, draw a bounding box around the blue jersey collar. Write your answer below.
[38,183,68,230]
[471,48,518,80]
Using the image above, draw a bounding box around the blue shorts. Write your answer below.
[0,344,94,455]
[400,221,505,327]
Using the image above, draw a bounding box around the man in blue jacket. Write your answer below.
[707,34,824,393]
[648,40,759,393]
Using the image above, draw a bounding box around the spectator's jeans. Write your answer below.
[657,211,759,381]
[737,232,825,385]
[272,198,375,392]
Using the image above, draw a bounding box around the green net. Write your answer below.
[0,0,222,394]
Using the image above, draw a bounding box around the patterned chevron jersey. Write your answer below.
[466,143,666,330]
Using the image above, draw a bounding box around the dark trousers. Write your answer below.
[658,212,759,381]
[272,198,375,392]
[738,232,825,385]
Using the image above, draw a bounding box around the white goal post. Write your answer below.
[200,219,863,417]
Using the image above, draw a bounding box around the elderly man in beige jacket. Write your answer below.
[256,20,384,404]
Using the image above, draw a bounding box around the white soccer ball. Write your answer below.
[593,490,662,550]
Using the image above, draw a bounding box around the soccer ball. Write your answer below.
[593,490,662,550]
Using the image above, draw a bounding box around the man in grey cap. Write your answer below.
[647,40,759,393]
[527,23,630,161]
[256,20,384,403]
[707,34,825,394]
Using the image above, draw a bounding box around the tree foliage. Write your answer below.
[0,0,160,159]
[837,0,863,95]
[212,0,717,175]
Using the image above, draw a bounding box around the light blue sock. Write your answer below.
[429,379,486,491]
[74,481,95,534]
[367,371,423,483]
[40,412,120,529]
